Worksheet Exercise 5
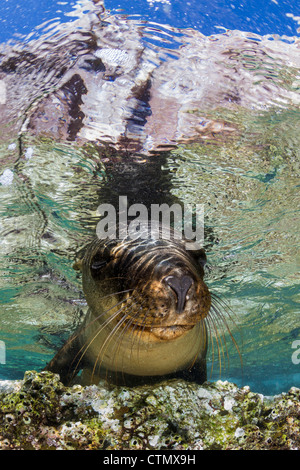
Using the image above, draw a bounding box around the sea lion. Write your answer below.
[45,226,211,385]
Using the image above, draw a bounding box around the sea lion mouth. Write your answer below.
[130,323,195,341]
[150,325,194,340]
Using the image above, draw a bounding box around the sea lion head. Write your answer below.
[81,227,211,343]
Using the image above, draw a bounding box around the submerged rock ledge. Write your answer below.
[0,371,299,450]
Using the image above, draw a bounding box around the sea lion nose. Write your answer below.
[164,275,193,314]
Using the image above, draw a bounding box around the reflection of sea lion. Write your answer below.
[1,2,299,159]
[45,227,211,385]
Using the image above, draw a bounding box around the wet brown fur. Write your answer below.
[45,229,240,386]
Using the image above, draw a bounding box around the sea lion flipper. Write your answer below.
[44,331,84,385]
[178,359,207,385]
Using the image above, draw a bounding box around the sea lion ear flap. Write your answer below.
[73,258,83,272]
[73,242,92,272]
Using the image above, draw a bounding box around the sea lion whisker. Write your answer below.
[119,305,164,383]
[70,299,135,380]
[91,295,145,383]
[205,310,225,377]
[187,318,208,371]
[103,300,148,384]
[103,288,158,384]
[205,295,243,379]
[91,311,131,383]
[68,314,122,382]
[109,296,150,383]
[59,289,135,357]
[129,304,154,364]
[208,307,230,372]
[205,318,216,379]
[210,297,243,370]
[91,293,150,383]
[211,293,241,334]
[65,293,132,360]
[117,309,148,385]
[43,296,134,384]
[95,288,134,303]
[84,292,134,328]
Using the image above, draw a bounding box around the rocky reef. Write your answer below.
[0,370,299,450]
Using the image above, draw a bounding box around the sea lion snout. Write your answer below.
[163,274,193,314]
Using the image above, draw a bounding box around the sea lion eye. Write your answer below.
[90,255,108,278]
[91,259,107,270]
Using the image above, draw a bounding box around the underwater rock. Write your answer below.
[0,371,299,450]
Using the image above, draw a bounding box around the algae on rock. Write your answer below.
[0,371,299,450]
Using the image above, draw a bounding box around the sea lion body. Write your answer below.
[46,228,211,385]
[80,309,207,378]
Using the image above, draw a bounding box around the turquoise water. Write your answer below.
[0,2,299,395]
[0,133,298,395]
[168,130,300,394]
